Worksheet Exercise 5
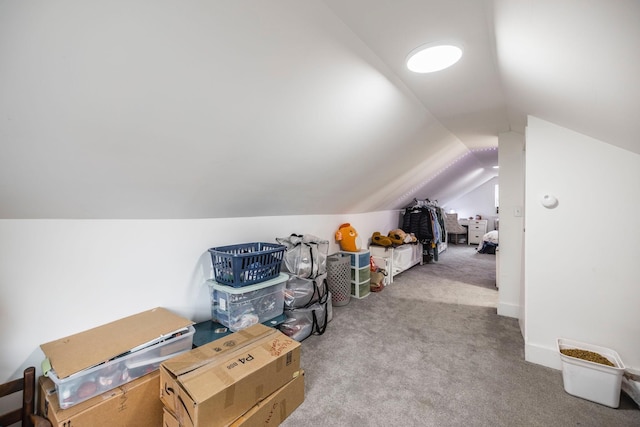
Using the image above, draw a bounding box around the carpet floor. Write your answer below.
[280,244,640,427]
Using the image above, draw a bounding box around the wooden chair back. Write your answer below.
[0,366,35,427]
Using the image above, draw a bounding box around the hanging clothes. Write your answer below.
[400,199,445,263]
[401,205,433,242]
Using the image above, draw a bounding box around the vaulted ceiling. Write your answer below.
[1,1,638,219]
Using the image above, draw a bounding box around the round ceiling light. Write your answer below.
[406,43,463,73]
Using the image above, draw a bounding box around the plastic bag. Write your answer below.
[279,297,330,341]
[283,273,328,309]
[276,234,329,279]
[279,278,331,341]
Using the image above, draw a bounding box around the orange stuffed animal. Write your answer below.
[335,223,361,252]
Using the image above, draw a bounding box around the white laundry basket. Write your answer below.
[326,254,351,306]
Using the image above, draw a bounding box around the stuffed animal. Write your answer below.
[387,229,407,246]
[371,231,393,247]
[405,232,418,243]
[335,223,361,252]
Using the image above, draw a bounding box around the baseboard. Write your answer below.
[497,301,519,318]
[525,340,562,370]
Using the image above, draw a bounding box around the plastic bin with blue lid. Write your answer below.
[208,242,286,287]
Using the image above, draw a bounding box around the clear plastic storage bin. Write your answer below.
[45,325,195,409]
[209,273,287,331]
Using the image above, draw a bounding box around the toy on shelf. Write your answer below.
[335,223,361,252]
[387,228,417,245]
[370,231,392,247]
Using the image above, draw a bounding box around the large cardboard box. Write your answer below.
[39,371,162,427]
[162,371,305,427]
[160,324,301,427]
[164,407,182,427]
[229,370,305,427]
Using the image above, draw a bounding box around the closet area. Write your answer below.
[400,199,448,262]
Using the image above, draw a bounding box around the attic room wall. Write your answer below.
[0,210,399,382]
[523,116,640,371]
[497,131,524,321]
[444,177,499,231]
[0,1,470,220]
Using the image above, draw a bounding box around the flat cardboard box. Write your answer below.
[229,370,305,427]
[162,371,305,427]
[39,371,162,427]
[41,307,194,379]
[160,324,301,427]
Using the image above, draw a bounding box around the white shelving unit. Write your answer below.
[338,250,370,299]
[369,244,422,284]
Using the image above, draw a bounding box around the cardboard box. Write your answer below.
[164,407,181,427]
[230,370,305,427]
[160,324,301,427]
[39,371,162,427]
[162,371,305,427]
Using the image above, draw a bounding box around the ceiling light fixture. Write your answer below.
[406,43,463,73]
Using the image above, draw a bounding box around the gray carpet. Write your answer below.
[281,244,640,426]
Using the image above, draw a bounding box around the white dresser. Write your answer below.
[467,220,488,245]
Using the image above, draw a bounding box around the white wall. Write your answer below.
[444,176,499,231]
[524,116,640,370]
[0,211,399,382]
[497,131,525,320]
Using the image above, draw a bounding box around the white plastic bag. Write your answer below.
[283,273,328,309]
[276,234,329,279]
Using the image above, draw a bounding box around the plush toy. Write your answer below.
[387,229,407,246]
[371,231,392,247]
[405,232,418,243]
[335,223,361,252]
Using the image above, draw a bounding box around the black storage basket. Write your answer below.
[208,242,286,287]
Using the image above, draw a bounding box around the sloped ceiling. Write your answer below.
[1,1,638,219]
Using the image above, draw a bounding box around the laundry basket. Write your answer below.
[326,253,351,306]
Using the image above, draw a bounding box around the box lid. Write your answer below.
[40,307,193,379]
[207,273,288,294]
[162,323,277,378]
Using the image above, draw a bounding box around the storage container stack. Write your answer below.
[338,249,372,299]
[38,307,195,426]
[275,233,332,341]
[160,323,305,427]
[207,242,288,332]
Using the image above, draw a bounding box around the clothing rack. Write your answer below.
[400,198,446,262]
[403,198,439,211]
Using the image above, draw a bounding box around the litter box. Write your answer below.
[557,338,626,408]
